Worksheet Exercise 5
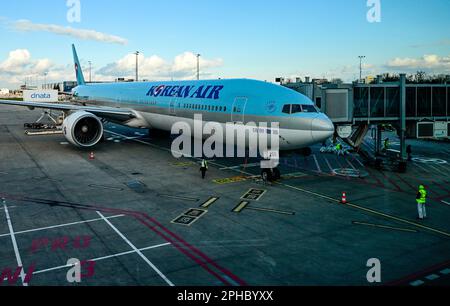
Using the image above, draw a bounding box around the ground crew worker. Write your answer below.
[407,145,412,161]
[416,185,428,220]
[383,138,390,152]
[200,159,208,179]
[335,143,343,156]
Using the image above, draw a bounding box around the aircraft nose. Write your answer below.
[311,117,335,142]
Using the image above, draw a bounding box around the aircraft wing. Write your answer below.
[0,99,136,122]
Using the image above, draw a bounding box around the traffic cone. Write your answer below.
[89,152,95,160]
[341,192,347,204]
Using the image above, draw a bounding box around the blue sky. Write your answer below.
[0,0,449,88]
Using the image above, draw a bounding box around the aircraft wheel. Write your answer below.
[261,169,273,183]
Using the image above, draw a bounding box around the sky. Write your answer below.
[0,0,449,89]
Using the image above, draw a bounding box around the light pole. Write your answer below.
[358,56,366,83]
[196,54,201,80]
[43,72,48,89]
[134,51,140,82]
[88,61,92,83]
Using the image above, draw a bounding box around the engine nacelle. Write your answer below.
[62,111,104,147]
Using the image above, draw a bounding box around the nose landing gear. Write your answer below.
[261,168,281,183]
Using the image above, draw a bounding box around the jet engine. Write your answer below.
[62,111,104,147]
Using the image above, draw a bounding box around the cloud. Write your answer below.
[0,49,73,87]
[386,54,450,72]
[13,19,128,45]
[96,52,224,81]
[0,47,224,88]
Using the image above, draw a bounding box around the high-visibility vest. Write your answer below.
[417,189,427,204]
[201,160,208,169]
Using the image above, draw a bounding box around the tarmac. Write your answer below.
[1,105,450,286]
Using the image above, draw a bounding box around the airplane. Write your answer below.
[0,45,335,181]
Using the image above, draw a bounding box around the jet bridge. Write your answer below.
[283,75,450,171]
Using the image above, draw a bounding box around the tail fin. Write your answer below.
[72,44,86,86]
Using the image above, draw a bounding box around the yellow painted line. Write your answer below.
[105,131,450,238]
[201,197,219,209]
[352,221,418,233]
[233,201,249,213]
[277,182,450,239]
[170,161,196,167]
[213,176,248,185]
[246,206,295,216]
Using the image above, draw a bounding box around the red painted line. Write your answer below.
[365,168,385,187]
[0,192,246,286]
[433,181,450,193]
[387,259,450,286]
[377,170,403,192]
[141,213,248,286]
[77,206,248,286]
[394,173,417,192]
[134,216,234,286]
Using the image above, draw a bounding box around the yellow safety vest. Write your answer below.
[201,160,208,169]
[417,189,427,204]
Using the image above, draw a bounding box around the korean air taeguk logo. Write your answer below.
[266,101,277,113]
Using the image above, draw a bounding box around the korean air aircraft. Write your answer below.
[0,45,334,178]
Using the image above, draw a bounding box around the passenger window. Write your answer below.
[282,105,291,114]
[224,106,227,112]
[291,104,302,114]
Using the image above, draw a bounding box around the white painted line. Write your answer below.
[3,203,27,286]
[355,158,365,168]
[413,162,431,174]
[33,242,171,275]
[442,201,450,207]
[346,159,357,171]
[410,280,425,287]
[96,211,174,286]
[0,215,125,238]
[324,157,334,173]
[363,140,375,151]
[440,268,450,275]
[425,274,440,281]
[313,155,322,173]
[427,164,447,176]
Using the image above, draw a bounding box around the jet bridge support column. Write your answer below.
[399,74,407,161]
[395,74,408,173]
[375,125,382,156]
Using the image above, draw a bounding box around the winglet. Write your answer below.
[72,44,86,86]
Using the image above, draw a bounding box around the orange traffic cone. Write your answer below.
[89,152,95,160]
[341,192,347,204]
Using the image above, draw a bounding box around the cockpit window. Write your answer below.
[301,105,318,113]
[283,104,319,114]
[291,104,302,114]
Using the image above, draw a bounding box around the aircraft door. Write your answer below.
[231,97,248,123]
[169,99,176,116]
